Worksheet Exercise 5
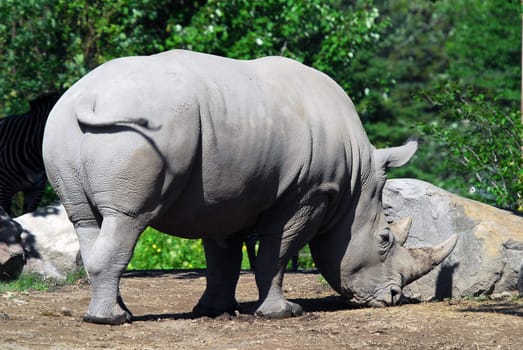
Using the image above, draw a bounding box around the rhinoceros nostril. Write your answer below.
[380,286,402,306]
[390,286,402,305]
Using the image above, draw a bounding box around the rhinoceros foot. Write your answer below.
[191,300,241,318]
[83,309,132,325]
[255,298,303,319]
[83,295,133,325]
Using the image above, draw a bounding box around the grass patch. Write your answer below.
[0,273,51,293]
[0,269,87,293]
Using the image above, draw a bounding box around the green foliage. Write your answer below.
[166,0,387,93]
[0,0,61,113]
[355,0,455,181]
[128,227,315,270]
[0,0,172,114]
[442,0,520,107]
[420,85,523,211]
[127,227,206,270]
[415,0,521,211]
[364,0,521,212]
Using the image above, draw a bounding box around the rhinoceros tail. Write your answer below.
[74,93,161,130]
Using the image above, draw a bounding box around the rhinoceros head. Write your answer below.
[310,140,457,307]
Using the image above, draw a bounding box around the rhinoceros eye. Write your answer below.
[378,229,393,256]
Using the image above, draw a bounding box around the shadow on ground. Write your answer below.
[458,301,523,317]
[132,295,351,323]
[123,269,207,280]
[125,269,354,322]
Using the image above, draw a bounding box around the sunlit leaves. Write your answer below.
[420,84,522,211]
[165,0,386,93]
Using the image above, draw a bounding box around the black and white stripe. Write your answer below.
[0,93,60,216]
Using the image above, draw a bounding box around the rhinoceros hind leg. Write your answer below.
[193,235,243,317]
[81,215,145,325]
[83,297,132,325]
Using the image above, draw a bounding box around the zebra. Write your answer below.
[0,93,60,216]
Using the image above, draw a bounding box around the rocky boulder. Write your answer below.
[15,204,81,280]
[383,178,523,301]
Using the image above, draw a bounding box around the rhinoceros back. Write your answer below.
[44,50,361,238]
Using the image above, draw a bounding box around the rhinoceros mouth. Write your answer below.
[344,284,403,308]
[346,295,387,308]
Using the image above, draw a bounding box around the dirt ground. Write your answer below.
[1,270,522,350]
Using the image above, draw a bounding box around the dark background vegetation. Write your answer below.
[1,0,521,269]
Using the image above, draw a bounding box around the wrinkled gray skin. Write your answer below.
[43,50,457,325]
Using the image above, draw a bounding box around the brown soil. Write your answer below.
[1,270,522,349]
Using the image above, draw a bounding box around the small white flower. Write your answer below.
[255,37,264,46]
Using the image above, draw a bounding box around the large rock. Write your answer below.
[383,178,523,301]
[15,204,81,280]
[0,208,25,280]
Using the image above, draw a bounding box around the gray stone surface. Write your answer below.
[15,204,81,280]
[383,178,523,300]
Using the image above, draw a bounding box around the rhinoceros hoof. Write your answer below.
[255,299,303,319]
[192,301,241,318]
[83,309,132,325]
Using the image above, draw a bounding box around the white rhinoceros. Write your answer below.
[42,50,457,325]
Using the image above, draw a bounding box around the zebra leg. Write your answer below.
[0,188,14,216]
[22,183,45,213]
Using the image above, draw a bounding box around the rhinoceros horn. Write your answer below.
[400,234,458,285]
[390,217,412,246]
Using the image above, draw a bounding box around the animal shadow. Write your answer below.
[132,295,353,322]
[458,302,523,318]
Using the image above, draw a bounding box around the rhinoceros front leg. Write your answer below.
[192,234,243,317]
[254,234,303,318]
[80,215,145,325]
[255,196,327,318]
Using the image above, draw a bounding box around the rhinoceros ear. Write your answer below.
[374,139,418,170]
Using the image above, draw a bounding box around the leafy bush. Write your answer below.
[166,0,387,94]
[128,227,206,270]
[419,85,523,212]
[128,227,316,271]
